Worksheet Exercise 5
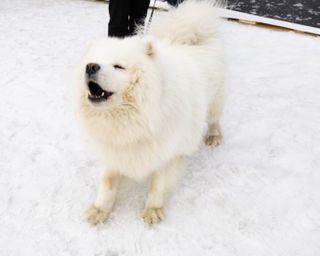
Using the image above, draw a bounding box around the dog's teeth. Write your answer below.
[101,92,105,97]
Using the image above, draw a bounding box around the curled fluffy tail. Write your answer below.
[149,0,223,45]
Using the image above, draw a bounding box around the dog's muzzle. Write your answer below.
[85,63,113,103]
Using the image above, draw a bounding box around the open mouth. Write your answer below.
[87,81,113,103]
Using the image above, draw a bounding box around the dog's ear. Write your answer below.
[143,36,156,58]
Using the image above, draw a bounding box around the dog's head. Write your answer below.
[75,36,158,116]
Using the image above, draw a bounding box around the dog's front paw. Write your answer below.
[85,205,110,225]
[205,134,222,146]
[141,207,164,225]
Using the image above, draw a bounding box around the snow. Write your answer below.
[1,1,320,255]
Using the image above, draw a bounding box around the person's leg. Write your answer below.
[129,0,150,35]
[108,0,131,37]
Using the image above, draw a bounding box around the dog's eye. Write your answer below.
[113,64,125,70]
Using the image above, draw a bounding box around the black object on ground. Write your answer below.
[227,0,320,29]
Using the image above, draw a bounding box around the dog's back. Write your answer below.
[149,0,226,148]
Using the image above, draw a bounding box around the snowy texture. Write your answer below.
[1,1,320,256]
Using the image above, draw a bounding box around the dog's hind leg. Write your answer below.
[205,85,225,147]
[142,156,185,225]
[86,171,121,225]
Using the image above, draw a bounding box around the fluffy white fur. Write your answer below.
[73,1,225,225]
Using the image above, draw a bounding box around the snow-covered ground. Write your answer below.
[1,1,320,255]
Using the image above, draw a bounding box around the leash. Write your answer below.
[146,0,157,33]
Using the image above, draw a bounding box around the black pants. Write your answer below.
[108,0,151,38]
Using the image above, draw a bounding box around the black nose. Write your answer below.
[86,63,100,76]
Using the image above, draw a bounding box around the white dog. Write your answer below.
[73,1,225,225]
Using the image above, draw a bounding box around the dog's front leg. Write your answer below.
[142,157,185,225]
[86,172,120,225]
